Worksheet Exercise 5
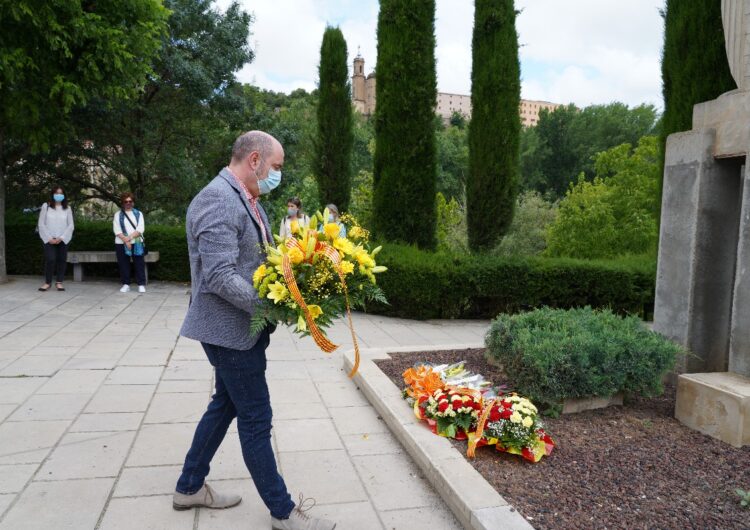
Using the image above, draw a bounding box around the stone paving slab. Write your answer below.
[0,277,489,529]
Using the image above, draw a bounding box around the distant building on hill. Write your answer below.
[351,53,560,127]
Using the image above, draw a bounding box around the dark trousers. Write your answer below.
[176,330,295,519]
[43,242,68,283]
[115,244,146,286]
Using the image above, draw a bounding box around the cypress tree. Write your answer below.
[467,0,521,252]
[315,26,353,211]
[660,1,735,212]
[373,0,437,249]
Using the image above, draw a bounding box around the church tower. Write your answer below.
[352,49,367,113]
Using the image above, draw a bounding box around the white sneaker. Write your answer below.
[119,285,130,293]
[138,285,146,293]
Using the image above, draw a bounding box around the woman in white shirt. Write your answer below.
[279,197,310,239]
[37,186,74,291]
[113,192,147,293]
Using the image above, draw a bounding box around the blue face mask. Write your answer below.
[287,207,298,217]
[258,168,282,195]
[53,193,65,202]
[328,214,335,222]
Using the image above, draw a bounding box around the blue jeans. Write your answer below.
[175,329,295,519]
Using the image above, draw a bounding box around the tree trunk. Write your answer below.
[0,136,8,284]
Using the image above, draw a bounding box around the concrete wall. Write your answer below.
[655,129,745,373]
[731,164,750,377]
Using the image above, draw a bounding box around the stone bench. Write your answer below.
[67,251,160,282]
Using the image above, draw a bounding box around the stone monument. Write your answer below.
[654,0,750,447]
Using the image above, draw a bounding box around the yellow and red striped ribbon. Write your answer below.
[281,235,361,377]
[467,398,497,458]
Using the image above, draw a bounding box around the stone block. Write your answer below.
[98,495,193,530]
[352,452,439,512]
[0,477,114,530]
[39,431,136,480]
[273,418,343,452]
[692,89,750,157]
[675,372,750,447]
[278,450,367,505]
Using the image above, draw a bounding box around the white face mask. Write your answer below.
[258,168,282,195]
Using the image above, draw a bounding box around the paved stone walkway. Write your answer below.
[0,278,489,530]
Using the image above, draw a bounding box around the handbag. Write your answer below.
[120,209,148,256]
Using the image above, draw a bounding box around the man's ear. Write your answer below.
[248,151,260,172]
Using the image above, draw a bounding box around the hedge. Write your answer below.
[371,243,656,319]
[7,218,656,319]
[7,216,189,282]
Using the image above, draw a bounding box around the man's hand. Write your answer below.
[125,241,132,250]
[49,238,60,245]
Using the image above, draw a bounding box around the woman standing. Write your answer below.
[113,192,147,293]
[37,186,74,291]
[279,197,310,239]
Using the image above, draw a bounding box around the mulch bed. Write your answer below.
[376,349,750,530]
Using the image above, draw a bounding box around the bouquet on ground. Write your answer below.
[251,209,387,376]
[423,387,483,440]
[476,395,555,462]
[402,364,555,462]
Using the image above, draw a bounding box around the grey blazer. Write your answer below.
[180,169,273,350]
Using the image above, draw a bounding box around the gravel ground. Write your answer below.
[376,350,750,530]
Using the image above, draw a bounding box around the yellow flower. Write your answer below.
[288,246,304,265]
[290,220,300,234]
[267,282,289,304]
[522,416,534,428]
[307,304,323,320]
[324,222,341,241]
[509,412,523,424]
[297,314,307,332]
[355,249,375,268]
[333,237,354,255]
[340,261,355,275]
[252,264,267,287]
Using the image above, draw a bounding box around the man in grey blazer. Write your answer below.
[173,131,336,530]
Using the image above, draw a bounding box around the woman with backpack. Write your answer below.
[113,192,147,293]
[37,185,75,291]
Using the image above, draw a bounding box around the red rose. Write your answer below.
[473,401,482,410]
[500,409,512,420]
[418,395,429,405]
[502,400,512,408]
[438,401,449,413]
[489,407,501,422]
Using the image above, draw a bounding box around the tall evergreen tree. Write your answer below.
[373,0,437,249]
[467,0,521,252]
[315,26,353,211]
[660,0,735,212]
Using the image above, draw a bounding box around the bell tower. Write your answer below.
[352,47,366,113]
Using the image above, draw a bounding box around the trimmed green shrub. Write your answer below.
[467,0,521,251]
[485,307,680,410]
[373,0,438,249]
[370,244,656,320]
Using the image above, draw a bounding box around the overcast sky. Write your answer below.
[217,0,665,108]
